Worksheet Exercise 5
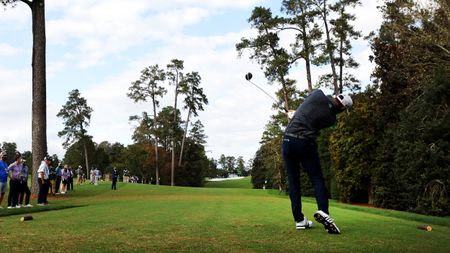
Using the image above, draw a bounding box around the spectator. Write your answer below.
[90,168,95,184]
[55,163,62,194]
[76,165,83,185]
[111,167,118,190]
[37,156,51,206]
[0,151,8,208]
[48,165,56,196]
[60,165,70,194]
[18,160,32,207]
[67,167,74,191]
[7,152,23,208]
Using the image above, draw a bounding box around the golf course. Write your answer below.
[1,178,449,253]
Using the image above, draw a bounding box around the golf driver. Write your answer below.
[245,72,288,112]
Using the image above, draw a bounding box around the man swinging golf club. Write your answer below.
[282,89,352,234]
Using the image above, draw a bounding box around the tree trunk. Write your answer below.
[30,0,47,195]
[152,98,160,185]
[301,11,313,91]
[322,0,339,95]
[171,74,179,186]
[263,26,290,112]
[178,109,191,167]
[171,141,175,186]
[83,141,89,180]
[339,38,344,94]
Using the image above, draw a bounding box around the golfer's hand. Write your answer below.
[287,110,296,120]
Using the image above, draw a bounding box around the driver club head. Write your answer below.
[245,72,253,81]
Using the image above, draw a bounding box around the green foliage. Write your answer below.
[329,88,379,203]
[368,0,450,215]
[57,89,93,148]
[251,133,285,191]
[0,142,17,164]
[176,140,209,187]
[373,69,450,215]
[63,138,95,168]
[316,127,336,198]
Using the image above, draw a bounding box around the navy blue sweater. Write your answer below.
[285,90,338,140]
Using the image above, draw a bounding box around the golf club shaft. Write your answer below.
[247,80,287,112]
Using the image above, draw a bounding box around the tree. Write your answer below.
[329,88,379,203]
[281,0,323,91]
[63,138,95,171]
[128,65,166,185]
[189,120,207,146]
[236,6,293,111]
[166,59,186,186]
[0,142,18,164]
[177,138,209,187]
[178,72,208,167]
[2,0,47,194]
[236,156,246,177]
[123,143,154,184]
[330,0,362,93]
[368,0,450,215]
[57,89,93,178]
[312,0,339,94]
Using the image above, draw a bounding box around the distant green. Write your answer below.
[205,176,252,188]
[0,181,449,253]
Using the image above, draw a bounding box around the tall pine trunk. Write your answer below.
[83,141,89,180]
[152,98,160,185]
[339,38,344,94]
[303,24,313,92]
[30,0,47,195]
[178,109,191,167]
[321,0,339,95]
[171,74,179,186]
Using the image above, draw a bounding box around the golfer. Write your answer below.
[282,89,352,234]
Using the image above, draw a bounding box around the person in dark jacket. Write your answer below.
[54,163,62,194]
[111,167,118,190]
[283,89,352,234]
[19,160,32,207]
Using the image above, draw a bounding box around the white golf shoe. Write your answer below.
[295,217,313,230]
[314,210,341,234]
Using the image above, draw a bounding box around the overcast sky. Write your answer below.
[0,0,382,163]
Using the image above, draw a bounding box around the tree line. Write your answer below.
[53,59,211,186]
[239,0,449,216]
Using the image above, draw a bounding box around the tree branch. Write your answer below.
[19,0,31,8]
[435,44,450,58]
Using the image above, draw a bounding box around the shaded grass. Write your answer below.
[0,182,449,253]
[0,204,85,217]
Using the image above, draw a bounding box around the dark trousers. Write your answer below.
[38,179,49,204]
[112,178,117,190]
[55,176,61,193]
[282,135,329,222]
[7,179,20,207]
[19,180,31,205]
[68,177,73,191]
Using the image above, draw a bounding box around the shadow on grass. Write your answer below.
[0,204,86,217]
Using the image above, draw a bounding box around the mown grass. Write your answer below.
[0,181,449,253]
[205,177,253,189]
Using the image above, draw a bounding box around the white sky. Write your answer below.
[0,0,382,162]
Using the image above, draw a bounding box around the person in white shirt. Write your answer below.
[37,156,52,205]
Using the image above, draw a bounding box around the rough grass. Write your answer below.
[0,181,449,253]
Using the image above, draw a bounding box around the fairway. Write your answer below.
[1,181,449,253]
